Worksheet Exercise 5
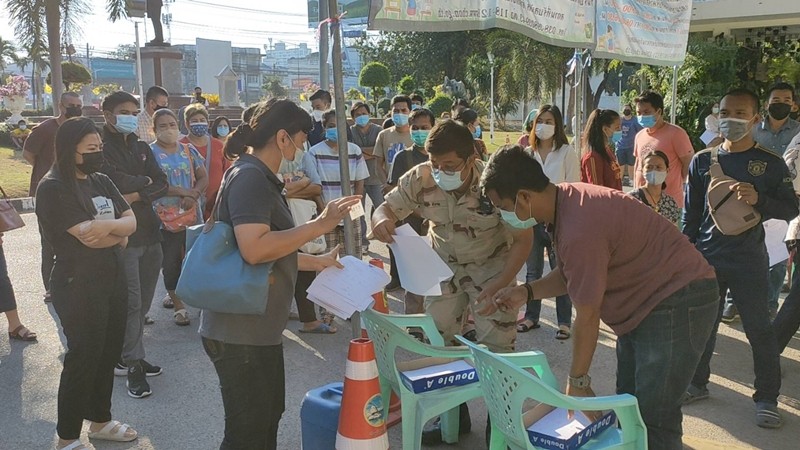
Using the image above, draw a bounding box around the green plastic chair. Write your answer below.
[455,336,647,450]
[361,309,484,450]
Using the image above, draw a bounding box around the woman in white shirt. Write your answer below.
[705,102,720,134]
[518,105,579,339]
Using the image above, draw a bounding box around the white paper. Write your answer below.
[349,201,365,221]
[388,224,454,296]
[528,407,591,440]
[401,360,474,381]
[306,255,390,319]
[764,219,789,267]
[700,130,719,146]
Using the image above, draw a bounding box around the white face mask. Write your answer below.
[311,110,324,122]
[285,135,304,161]
[534,123,556,140]
[157,128,180,144]
[644,170,667,186]
[719,117,754,143]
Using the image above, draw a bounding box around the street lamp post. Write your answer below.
[618,72,623,110]
[488,52,495,144]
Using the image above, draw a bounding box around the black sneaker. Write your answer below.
[721,304,739,323]
[126,362,152,399]
[115,360,163,377]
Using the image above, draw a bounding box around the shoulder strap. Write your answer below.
[708,146,725,179]
[183,143,196,186]
[204,162,264,232]
[205,135,212,175]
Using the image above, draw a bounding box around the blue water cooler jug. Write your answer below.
[300,382,344,449]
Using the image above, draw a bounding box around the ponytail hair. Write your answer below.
[582,108,620,162]
[224,98,314,161]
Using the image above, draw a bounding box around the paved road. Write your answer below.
[1,213,798,449]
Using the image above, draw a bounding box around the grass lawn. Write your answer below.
[0,146,32,198]
[485,130,525,154]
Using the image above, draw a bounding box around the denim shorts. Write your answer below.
[615,146,635,166]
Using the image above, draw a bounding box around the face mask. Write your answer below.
[768,103,792,121]
[216,126,230,137]
[393,113,409,127]
[157,128,180,144]
[432,166,465,191]
[77,151,105,175]
[312,110,324,122]
[534,123,555,140]
[284,135,303,161]
[623,110,632,117]
[411,104,420,110]
[637,114,656,128]
[189,123,208,137]
[114,114,138,134]
[472,125,482,139]
[411,129,430,147]
[499,196,537,229]
[611,130,623,144]
[65,106,82,118]
[325,128,338,142]
[154,105,168,112]
[712,107,720,114]
[19,124,26,130]
[355,115,370,127]
[644,170,667,186]
[719,117,754,143]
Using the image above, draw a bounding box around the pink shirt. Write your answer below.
[633,122,694,207]
[552,183,715,336]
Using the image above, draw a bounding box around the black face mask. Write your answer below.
[65,106,82,118]
[623,110,632,116]
[77,152,105,175]
[768,102,792,121]
[154,105,169,112]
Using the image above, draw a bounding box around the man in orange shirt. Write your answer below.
[633,91,695,207]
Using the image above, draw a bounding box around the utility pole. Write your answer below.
[319,0,330,91]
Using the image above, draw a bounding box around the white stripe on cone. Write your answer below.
[345,360,379,381]
[335,432,389,450]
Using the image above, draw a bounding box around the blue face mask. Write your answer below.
[325,128,338,142]
[355,114,370,127]
[611,130,623,144]
[637,114,656,128]
[189,123,209,137]
[411,104,420,110]
[432,168,464,191]
[411,129,430,147]
[217,126,230,137]
[114,114,138,134]
[393,113,409,127]
[472,125,482,139]
[499,196,538,229]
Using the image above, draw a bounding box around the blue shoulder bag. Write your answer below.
[176,163,272,315]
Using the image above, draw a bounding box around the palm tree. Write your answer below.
[0,37,20,74]
[16,40,50,109]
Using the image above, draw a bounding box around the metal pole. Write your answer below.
[560,75,566,120]
[319,0,330,91]
[489,58,495,144]
[618,73,623,110]
[574,49,582,146]
[670,65,678,123]
[134,21,144,109]
[327,0,358,338]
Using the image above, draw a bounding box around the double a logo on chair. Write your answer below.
[706,147,761,236]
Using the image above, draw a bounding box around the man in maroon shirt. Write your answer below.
[479,145,719,450]
[23,92,82,300]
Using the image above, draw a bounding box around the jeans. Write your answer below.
[51,254,127,440]
[616,278,718,450]
[524,224,572,326]
[724,259,786,312]
[774,260,800,353]
[202,338,285,450]
[160,229,186,291]
[121,243,163,364]
[39,223,55,292]
[690,265,781,404]
[360,184,384,245]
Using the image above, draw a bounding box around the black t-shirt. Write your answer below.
[389,145,430,185]
[35,172,130,273]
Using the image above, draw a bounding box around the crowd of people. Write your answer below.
[1,80,799,450]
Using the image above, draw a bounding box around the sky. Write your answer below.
[0,0,319,58]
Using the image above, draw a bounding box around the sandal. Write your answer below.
[174,309,190,326]
[555,325,571,340]
[162,295,174,309]
[681,385,709,405]
[299,323,337,334]
[320,311,336,326]
[8,325,37,341]
[144,315,155,325]
[516,320,541,333]
[756,402,783,429]
[59,440,89,450]
[87,420,138,442]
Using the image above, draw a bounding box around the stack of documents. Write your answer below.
[388,224,454,295]
[307,255,390,319]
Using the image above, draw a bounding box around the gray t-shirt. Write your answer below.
[198,154,298,346]
[350,123,383,186]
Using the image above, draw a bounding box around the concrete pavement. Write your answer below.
[0,212,798,449]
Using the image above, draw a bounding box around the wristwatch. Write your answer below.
[568,374,592,389]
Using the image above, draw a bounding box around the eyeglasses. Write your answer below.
[432,158,468,176]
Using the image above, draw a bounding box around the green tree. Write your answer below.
[46,61,91,91]
[397,75,416,95]
[346,87,365,101]
[0,37,21,74]
[262,75,288,98]
[426,94,452,118]
[359,62,391,110]
[377,97,391,116]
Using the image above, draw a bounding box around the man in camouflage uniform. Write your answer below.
[371,120,532,353]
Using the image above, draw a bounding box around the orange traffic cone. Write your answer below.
[336,339,389,450]
[369,258,389,314]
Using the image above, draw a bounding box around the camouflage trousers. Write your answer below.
[425,264,517,353]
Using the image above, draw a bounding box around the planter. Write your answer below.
[4,95,26,125]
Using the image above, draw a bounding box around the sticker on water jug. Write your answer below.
[364,394,385,427]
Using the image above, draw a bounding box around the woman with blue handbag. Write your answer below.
[198,98,360,450]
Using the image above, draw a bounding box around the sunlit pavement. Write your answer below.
[1,213,797,449]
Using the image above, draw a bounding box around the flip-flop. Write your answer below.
[8,325,37,341]
[87,420,138,442]
[516,321,541,333]
[555,325,571,340]
[299,323,337,334]
[756,403,782,429]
